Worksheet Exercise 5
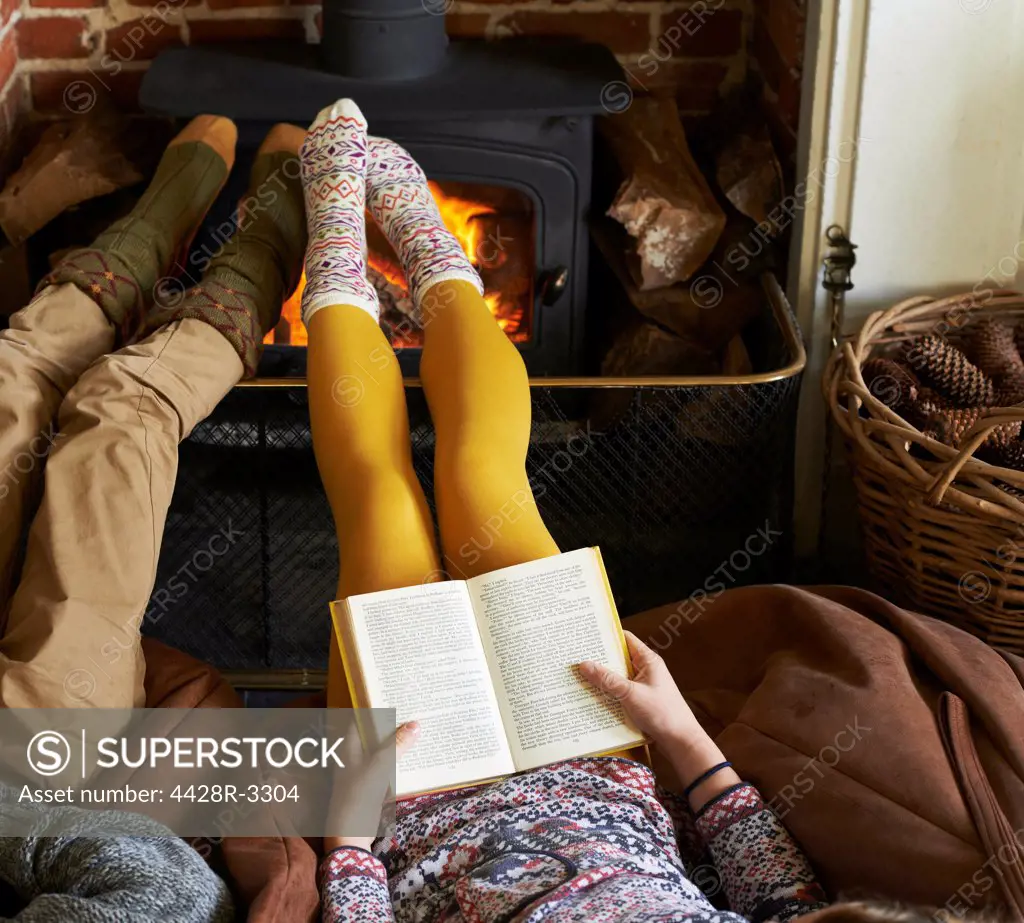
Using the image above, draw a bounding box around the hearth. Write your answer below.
[140,0,623,376]
[112,0,811,677]
[144,277,805,671]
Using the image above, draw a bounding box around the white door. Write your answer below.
[789,0,1024,565]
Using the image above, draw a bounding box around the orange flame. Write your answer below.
[425,180,495,269]
[269,272,308,346]
[267,182,519,345]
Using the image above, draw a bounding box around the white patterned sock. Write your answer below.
[366,137,483,307]
[299,99,380,325]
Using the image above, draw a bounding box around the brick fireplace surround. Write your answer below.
[0,0,804,170]
[0,0,810,674]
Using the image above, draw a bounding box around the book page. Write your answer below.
[469,549,643,772]
[340,581,515,795]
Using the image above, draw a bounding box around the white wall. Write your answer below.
[792,0,1024,562]
[847,0,1024,317]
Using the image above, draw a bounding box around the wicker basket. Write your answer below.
[825,290,1024,655]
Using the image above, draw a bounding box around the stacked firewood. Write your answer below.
[861,319,1024,469]
[597,84,784,378]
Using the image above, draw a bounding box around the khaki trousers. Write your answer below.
[0,284,242,708]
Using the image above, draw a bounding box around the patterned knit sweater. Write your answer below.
[318,757,828,922]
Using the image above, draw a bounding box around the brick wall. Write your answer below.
[750,0,805,151]
[8,0,752,122]
[0,0,25,170]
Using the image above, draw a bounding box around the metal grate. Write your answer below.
[146,378,801,671]
[145,279,803,671]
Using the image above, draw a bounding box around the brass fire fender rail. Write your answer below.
[223,669,328,692]
[236,275,806,390]
[216,275,803,692]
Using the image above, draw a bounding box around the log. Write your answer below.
[590,217,761,353]
[270,315,293,345]
[721,334,753,376]
[370,264,423,345]
[601,320,718,378]
[592,319,718,429]
[715,123,784,228]
[0,110,145,244]
[367,265,414,319]
[599,97,725,290]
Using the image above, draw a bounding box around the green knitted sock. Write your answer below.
[39,140,230,336]
[148,150,307,377]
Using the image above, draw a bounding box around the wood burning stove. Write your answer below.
[128,2,807,676]
[140,0,623,375]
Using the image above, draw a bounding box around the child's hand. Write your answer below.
[323,721,420,855]
[579,632,732,800]
[579,631,706,750]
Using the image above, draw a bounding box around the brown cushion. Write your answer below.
[628,585,1024,911]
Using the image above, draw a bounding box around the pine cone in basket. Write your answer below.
[916,386,948,411]
[966,319,1024,381]
[978,438,1024,472]
[996,372,1024,406]
[901,335,995,407]
[911,397,1021,449]
[860,357,919,412]
[920,406,979,447]
[902,386,943,432]
[967,319,1024,403]
[1014,322,1024,360]
[905,385,953,421]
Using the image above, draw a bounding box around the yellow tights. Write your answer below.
[306,281,560,704]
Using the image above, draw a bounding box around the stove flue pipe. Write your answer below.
[320,0,450,81]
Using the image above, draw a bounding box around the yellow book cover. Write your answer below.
[329,547,647,797]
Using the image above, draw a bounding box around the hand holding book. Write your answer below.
[330,615,737,846]
[324,720,421,855]
[331,548,648,796]
[579,631,741,812]
[331,548,738,804]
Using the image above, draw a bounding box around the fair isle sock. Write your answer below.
[366,137,483,307]
[299,99,380,326]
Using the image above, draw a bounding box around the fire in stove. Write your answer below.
[266,179,534,348]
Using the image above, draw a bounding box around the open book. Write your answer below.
[330,548,645,796]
